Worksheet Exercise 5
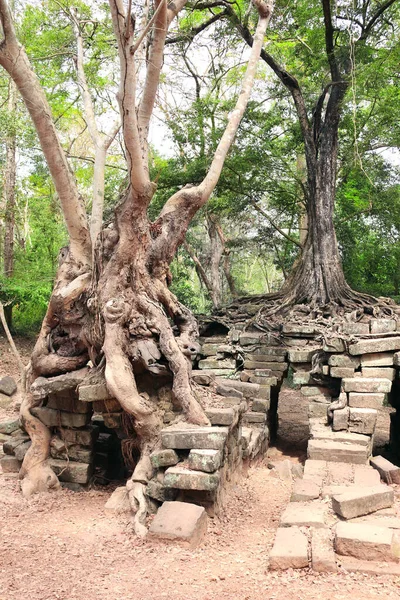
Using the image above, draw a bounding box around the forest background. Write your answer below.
[0,0,399,335]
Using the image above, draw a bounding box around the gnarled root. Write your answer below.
[126,451,154,538]
[19,392,60,498]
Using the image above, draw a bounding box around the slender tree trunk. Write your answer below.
[207,214,225,307]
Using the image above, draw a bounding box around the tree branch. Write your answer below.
[359,0,398,41]
[251,200,303,248]
[321,0,340,82]
[166,10,227,44]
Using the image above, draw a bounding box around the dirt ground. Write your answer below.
[1,334,400,600]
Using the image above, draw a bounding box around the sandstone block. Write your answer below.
[370,455,400,485]
[164,466,220,491]
[332,485,394,519]
[188,449,222,473]
[348,393,385,409]
[307,439,368,464]
[290,479,320,502]
[0,392,12,408]
[342,378,391,393]
[288,349,318,363]
[161,426,228,450]
[206,408,236,426]
[327,462,354,485]
[394,352,400,366]
[246,353,286,363]
[14,441,31,461]
[269,527,309,570]
[311,528,337,572]
[303,459,327,487]
[258,385,272,400]
[332,407,349,431]
[328,355,360,368]
[47,395,92,414]
[330,367,355,379]
[198,358,235,370]
[201,343,222,356]
[349,408,377,435]
[3,437,27,455]
[103,412,123,429]
[308,403,329,419]
[58,426,98,447]
[215,378,259,398]
[323,338,345,353]
[370,319,396,334]
[301,386,330,397]
[340,323,370,335]
[50,440,93,463]
[349,338,400,356]
[32,407,91,428]
[252,398,269,412]
[244,361,286,372]
[361,367,395,380]
[0,419,20,434]
[280,502,326,528]
[335,521,396,562]
[146,480,177,502]
[150,449,179,469]
[49,459,92,483]
[0,376,17,396]
[191,371,213,386]
[361,352,394,366]
[105,486,131,514]
[310,420,370,447]
[32,368,89,399]
[215,383,243,399]
[293,371,312,385]
[148,501,207,549]
[242,411,266,424]
[353,465,381,487]
[282,323,317,336]
[1,455,21,472]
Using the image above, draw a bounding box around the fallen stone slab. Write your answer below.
[291,479,320,502]
[307,440,369,464]
[164,466,220,491]
[161,425,228,450]
[337,556,400,576]
[326,462,354,485]
[215,378,259,398]
[0,455,21,473]
[105,486,131,514]
[342,378,391,393]
[332,485,394,519]
[348,407,377,435]
[349,515,400,529]
[353,465,381,487]
[269,527,309,570]
[0,376,17,396]
[268,459,292,482]
[311,528,337,573]
[0,419,20,435]
[188,449,222,473]
[205,407,236,426]
[280,502,326,528]
[32,368,89,399]
[191,371,213,386]
[361,352,394,366]
[322,485,353,499]
[303,459,327,486]
[335,521,396,562]
[150,449,179,469]
[148,501,207,549]
[370,455,400,485]
[0,392,13,408]
[349,338,400,356]
[49,459,93,484]
[348,393,386,409]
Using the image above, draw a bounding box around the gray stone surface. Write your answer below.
[161,426,228,450]
[31,368,89,399]
[361,353,394,366]
[307,439,368,464]
[323,338,346,353]
[104,487,131,513]
[370,455,400,485]
[342,378,391,393]
[32,407,91,428]
[164,466,220,491]
[353,465,381,487]
[192,371,213,386]
[242,411,266,424]
[348,407,377,435]
[46,395,92,414]
[13,441,31,461]
[198,358,235,370]
[252,398,269,413]
[0,455,21,472]
[335,521,396,562]
[311,528,337,572]
[146,480,177,502]
[370,319,396,334]
[330,367,355,379]
[215,378,259,398]
[309,419,370,447]
[280,502,326,528]
[349,338,400,356]
[150,449,179,469]
[148,501,207,549]
[328,355,360,368]
[58,426,98,447]
[340,323,370,335]
[215,383,243,399]
[269,527,309,570]
[348,393,386,409]
[361,367,395,380]
[288,349,318,363]
[49,459,93,484]
[188,449,222,473]
[0,376,17,396]
[332,486,394,519]
[332,407,349,431]
[205,408,236,426]
[291,479,320,502]
[0,419,20,434]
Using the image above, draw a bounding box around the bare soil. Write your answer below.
[1,335,400,600]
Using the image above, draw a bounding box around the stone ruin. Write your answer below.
[2,314,400,569]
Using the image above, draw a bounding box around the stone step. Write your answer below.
[148,501,207,549]
[215,378,260,398]
[370,455,400,484]
[311,528,337,573]
[309,419,370,447]
[332,485,394,519]
[290,479,320,502]
[342,378,392,394]
[335,521,399,562]
[269,527,309,570]
[307,439,369,464]
[161,425,228,450]
[164,466,220,491]
[280,501,326,528]
[49,458,92,484]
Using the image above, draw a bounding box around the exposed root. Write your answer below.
[126,450,154,538]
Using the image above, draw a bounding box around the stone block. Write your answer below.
[244,360,286,372]
[205,408,236,426]
[342,378,391,393]
[3,437,27,455]
[330,367,355,379]
[246,353,286,363]
[78,381,112,402]
[394,352,400,366]
[258,385,272,400]
[327,462,353,485]
[215,383,243,399]
[332,486,394,519]
[340,322,370,335]
[290,479,320,502]
[282,323,317,336]
[50,439,93,463]
[103,412,123,429]
[361,352,394,366]
[252,398,269,412]
[31,407,91,428]
[361,367,395,380]
[105,486,131,514]
[328,355,360,368]
[192,371,213,386]
[280,502,326,528]
[47,395,92,414]
[13,441,31,461]
[1,455,21,473]
[0,376,17,396]
[197,369,233,377]
[307,440,368,464]
[32,368,89,399]
[161,426,228,450]
[323,338,346,353]
[332,407,349,431]
[303,459,327,487]
[58,426,98,447]
[293,371,312,385]
[310,420,370,447]
[311,528,337,572]
[198,358,235,370]
[370,455,400,485]
[269,527,309,570]
[348,408,377,435]
[335,522,396,562]
[93,398,121,413]
[49,459,93,483]
[370,319,396,334]
[242,411,266,424]
[146,480,177,502]
[288,349,318,363]
[308,403,329,418]
[188,449,222,473]
[150,449,179,469]
[215,378,259,398]
[164,466,220,491]
[353,465,381,487]
[201,343,222,356]
[348,393,385,409]
[0,419,20,434]
[349,338,400,356]
[301,386,330,397]
[148,501,207,549]
[0,392,12,408]
[268,459,292,481]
